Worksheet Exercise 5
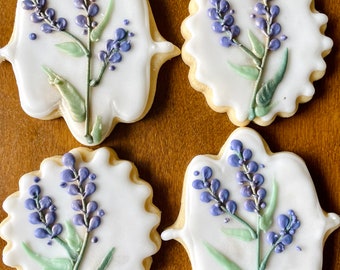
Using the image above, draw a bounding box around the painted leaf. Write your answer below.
[97,247,115,270]
[248,30,265,58]
[255,48,289,108]
[91,116,103,144]
[22,242,73,270]
[204,242,241,270]
[259,180,278,231]
[254,105,271,117]
[55,42,86,57]
[43,66,86,122]
[90,0,115,42]
[228,62,259,81]
[221,228,257,242]
[65,220,83,254]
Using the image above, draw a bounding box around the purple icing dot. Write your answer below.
[89,173,97,181]
[193,170,200,176]
[91,236,99,243]
[123,19,130,25]
[34,176,41,183]
[109,65,116,71]
[29,33,37,40]
[98,209,105,217]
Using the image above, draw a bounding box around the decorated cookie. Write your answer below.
[181,0,332,125]
[0,147,160,269]
[0,0,179,145]
[162,128,340,269]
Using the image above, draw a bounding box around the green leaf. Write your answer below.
[228,62,259,81]
[221,228,257,242]
[22,242,73,270]
[91,0,114,42]
[255,48,289,108]
[43,66,86,122]
[260,180,278,231]
[248,30,265,58]
[55,42,86,57]
[65,220,83,254]
[254,105,271,117]
[91,116,103,144]
[97,247,115,270]
[204,242,241,270]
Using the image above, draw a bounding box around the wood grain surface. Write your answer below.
[0,0,339,269]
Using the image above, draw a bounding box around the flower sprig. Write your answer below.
[21,0,134,144]
[208,0,289,121]
[192,139,301,269]
[23,153,114,270]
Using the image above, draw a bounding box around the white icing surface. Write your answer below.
[0,0,179,145]
[181,0,333,125]
[162,127,340,270]
[0,147,160,270]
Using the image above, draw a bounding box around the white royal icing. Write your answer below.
[162,127,339,270]
[0,0,179,145]
[181,0,333,125]
[0,147,160,270]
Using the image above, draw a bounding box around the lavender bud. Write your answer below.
[30,12,43,23]
[219,0,229,13]
[210,204,223,216]
[247,161,259,173]
[270,5,280,18]
[29,185,41,197]
[244,199,257,212]
[240,185,252,197]
[39,196,52,210]
[62,153,75,167]
[73,214,85,226]
[200,191,213,203]
[226,200,237,214]
[281,234,293,245]
[212,22,224,33]
[88,3,99,17]
[269,38,281,51]
[202,166,213,180]
[22,0,36,10]
[61,169,75,182]
[115,28,127,41]
[242,148,252,161]
[25,198,37,210]
[192,179,205,190]
[74,0,85,9]
[78,167,90,183]
[84,182,96,198]
[68,184,80,196]
[230,25,240,38]
[255,17,267,31]
[51,223,63,238]
[277,214,290,230]
[75,15,88,28]
[228,154,241,167]
[230,140,243,152]
[29,212,42,224]
[266,231,278,245]
[223,14,234,27]
[109,52,122,63]
[218,189,229,203]
[86,201,98,214]
[252,173,264,186]
[45,211,56,226]
[270,23,281,37]
[211,179,220,193]
[275,243,285,253]
[34,228,50,239]
[98,51,108,62]
[257,188,267,200]
[56,18,67,31]
[71,199,83,211]
[120,41,131,52]
[236,171,248,184]
[254,3,266,15]
[88,216,101,231]
[106,39,116,52]
[208,8,219,20]
[45,8,55,20]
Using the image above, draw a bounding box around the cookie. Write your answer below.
[162,127,339,270]
[181,0,332,125]
[0,0,179,145]
[0,147,160,269]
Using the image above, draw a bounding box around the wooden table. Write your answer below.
[0,0,339,269]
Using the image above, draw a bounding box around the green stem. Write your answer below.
[256,215,261,270]
[73,232,89,270]
[259,241,276,270]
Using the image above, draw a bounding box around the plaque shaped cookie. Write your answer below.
[162,128,340,270]
[0,0,179,145]
[0,147,161,270]
[181,0,332,125]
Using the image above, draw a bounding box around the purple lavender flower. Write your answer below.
[228,139,266,213]
[60,152,103,233]
[74,0,100,33]
[25,179,63,242]
[208,0,240,47]
[193,166,237,217]
[22,0,68,33]
[266,210,301,253]
[252,1,285,51]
